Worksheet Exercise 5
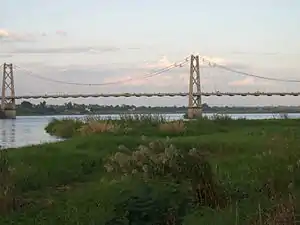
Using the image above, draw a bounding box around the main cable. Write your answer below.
[14,57,189,86]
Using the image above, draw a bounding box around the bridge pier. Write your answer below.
[187,107,202,119]
[0,108,16,119]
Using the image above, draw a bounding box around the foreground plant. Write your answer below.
[105,139,227,208]
[0,150,15,214]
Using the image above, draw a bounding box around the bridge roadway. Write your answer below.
[4,92,300,99]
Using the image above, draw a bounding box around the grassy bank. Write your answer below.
[2,114,300,224]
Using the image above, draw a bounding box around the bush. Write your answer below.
[45,118,84,138]
[106,180,190,225]
[105,140,228,208]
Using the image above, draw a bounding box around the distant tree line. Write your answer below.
[15,101,300,116]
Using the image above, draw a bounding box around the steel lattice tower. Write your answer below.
[1,63,15,111]
[188,55,202,118]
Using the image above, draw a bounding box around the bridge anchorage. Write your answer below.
[1,63,16,119]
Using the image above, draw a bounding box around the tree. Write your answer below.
[20,101,33,109]
[39,101,46,109]
[65,101,73,110]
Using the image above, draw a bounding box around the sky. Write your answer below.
[1,0,300,106]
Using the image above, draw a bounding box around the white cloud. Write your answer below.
[6,46,121,54]
[0,29,36,42]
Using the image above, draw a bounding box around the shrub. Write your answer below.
[106,181,190,225]
[104,140,228,208]
[45,118,84,138]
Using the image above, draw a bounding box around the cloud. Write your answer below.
[0,29,9,38]
[97,56,217,90]
[0,29,36,43]
[56,30,67,37]
[7,46,121,54]
[0,54,13,58]
[144,56,172,69]
[228,77,254,86]
[228,77,275,88]
[4,44,142,54]
[230,51,300,56]
[200,56,227,66]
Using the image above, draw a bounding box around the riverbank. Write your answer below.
[1,116,300,224]
[16,110,300,116]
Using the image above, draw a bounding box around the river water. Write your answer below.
[1,113,300,149]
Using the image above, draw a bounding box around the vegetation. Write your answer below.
[16,100,300,116]
[2,114,300,224]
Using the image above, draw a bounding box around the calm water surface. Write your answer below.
[1,113,300,149]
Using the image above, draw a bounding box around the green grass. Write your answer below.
[2,114,300,224]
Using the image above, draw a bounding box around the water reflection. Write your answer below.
[0,119,16,148]
[0,116,59,149]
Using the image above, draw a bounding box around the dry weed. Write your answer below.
[159,120,186,133]
[249,200,296,225]
[79,121,119,135]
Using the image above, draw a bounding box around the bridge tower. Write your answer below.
[188,54,202,119]
[1,63,16,119]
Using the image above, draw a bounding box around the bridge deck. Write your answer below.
[3,92,300,99]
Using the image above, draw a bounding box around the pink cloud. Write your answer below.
[228,77,254,86]
[56,30,67,37]
[102,55,223,88]
[102,56,187,87]
[0,28,37,42]
[0,29,9,37]
[144,56,172,69]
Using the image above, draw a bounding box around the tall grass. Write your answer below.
[9,115,300,224]
[45,114,169,138]
[0,150,15,214]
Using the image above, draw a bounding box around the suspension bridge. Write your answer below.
[1,54,300,119]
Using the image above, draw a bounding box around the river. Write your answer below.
[1,113,300,149]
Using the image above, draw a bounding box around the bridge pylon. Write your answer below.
[188,54,202,119]
[1,63,16,119]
